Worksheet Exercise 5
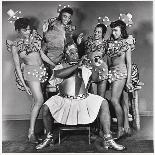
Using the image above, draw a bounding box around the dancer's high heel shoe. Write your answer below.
[117,128,126,139]
[36,132,54,150]
[124,128,132,137]
[28,129,38,144]
[28,133,38,144]
[102,134,126,151]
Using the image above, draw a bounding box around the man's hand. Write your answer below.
[78,55,89,68]
[50,64,56,70]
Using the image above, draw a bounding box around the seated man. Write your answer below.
[36,43,126,151]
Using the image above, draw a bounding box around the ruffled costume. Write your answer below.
[45,62,105,125]
[23,64,48,83]
[84,36,108,82]
[108,64,127,83]
[106,35,135,83]
[43,18,75,64]
[6,33,48,91]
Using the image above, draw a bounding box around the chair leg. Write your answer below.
[45,90,48,100]
[59,130,61,144]
[132,90,140,130]
[88,127,91,144]
[44,128,46,134]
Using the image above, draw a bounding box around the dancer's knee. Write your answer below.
[100,99,110,113]
[34,96,44,107]
[111,97,119,106]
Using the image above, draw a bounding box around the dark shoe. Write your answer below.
[103,134,126,151]
[36,133,54,150]
[28,133,38,144]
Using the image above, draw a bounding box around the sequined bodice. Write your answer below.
[106,35,135,58]
[85,36,107,56]
[13,34,42,55]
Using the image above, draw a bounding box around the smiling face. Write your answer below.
[66,44,79,62]
[111,26,122,40]
[61,12,72,25]
[19,25,31,38]
[94,27,103,40]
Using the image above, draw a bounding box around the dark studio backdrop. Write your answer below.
[2,0,153,137]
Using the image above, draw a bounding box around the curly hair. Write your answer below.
[110,20,128,39]
[14,18,30,31]
[95,23,107,38]
[57,7,73,25]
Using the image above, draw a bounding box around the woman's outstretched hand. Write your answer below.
[43,20,49,32]
[77,33,84,45]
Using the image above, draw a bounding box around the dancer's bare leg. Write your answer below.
[121,91,131,134]
[97,80,107,98]
[27,81,44,143]
[111,79,126,138]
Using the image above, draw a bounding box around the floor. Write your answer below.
[2,116,154,153]
[2,116,153,141]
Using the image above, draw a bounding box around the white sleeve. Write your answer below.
[48,64,64,86]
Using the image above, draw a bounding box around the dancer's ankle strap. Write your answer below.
[47,132,53,138]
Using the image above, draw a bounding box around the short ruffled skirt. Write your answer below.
[44,93,104,125]
[23,64,48,83]
[108,64,127,83]
[91,65,108,82]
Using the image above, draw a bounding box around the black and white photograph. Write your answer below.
[1,0,154,153]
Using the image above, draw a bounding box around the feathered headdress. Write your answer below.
[7,9,22,23]
[119,13,133,27]
[97,16,111,27]
[57,4,71,13]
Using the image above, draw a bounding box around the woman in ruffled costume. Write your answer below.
[76,18,111,137]
[83,23,108,98]
[106,14,135,139]
[42,5,76,68]
[77,16,112,98]
[6,17,55,143]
